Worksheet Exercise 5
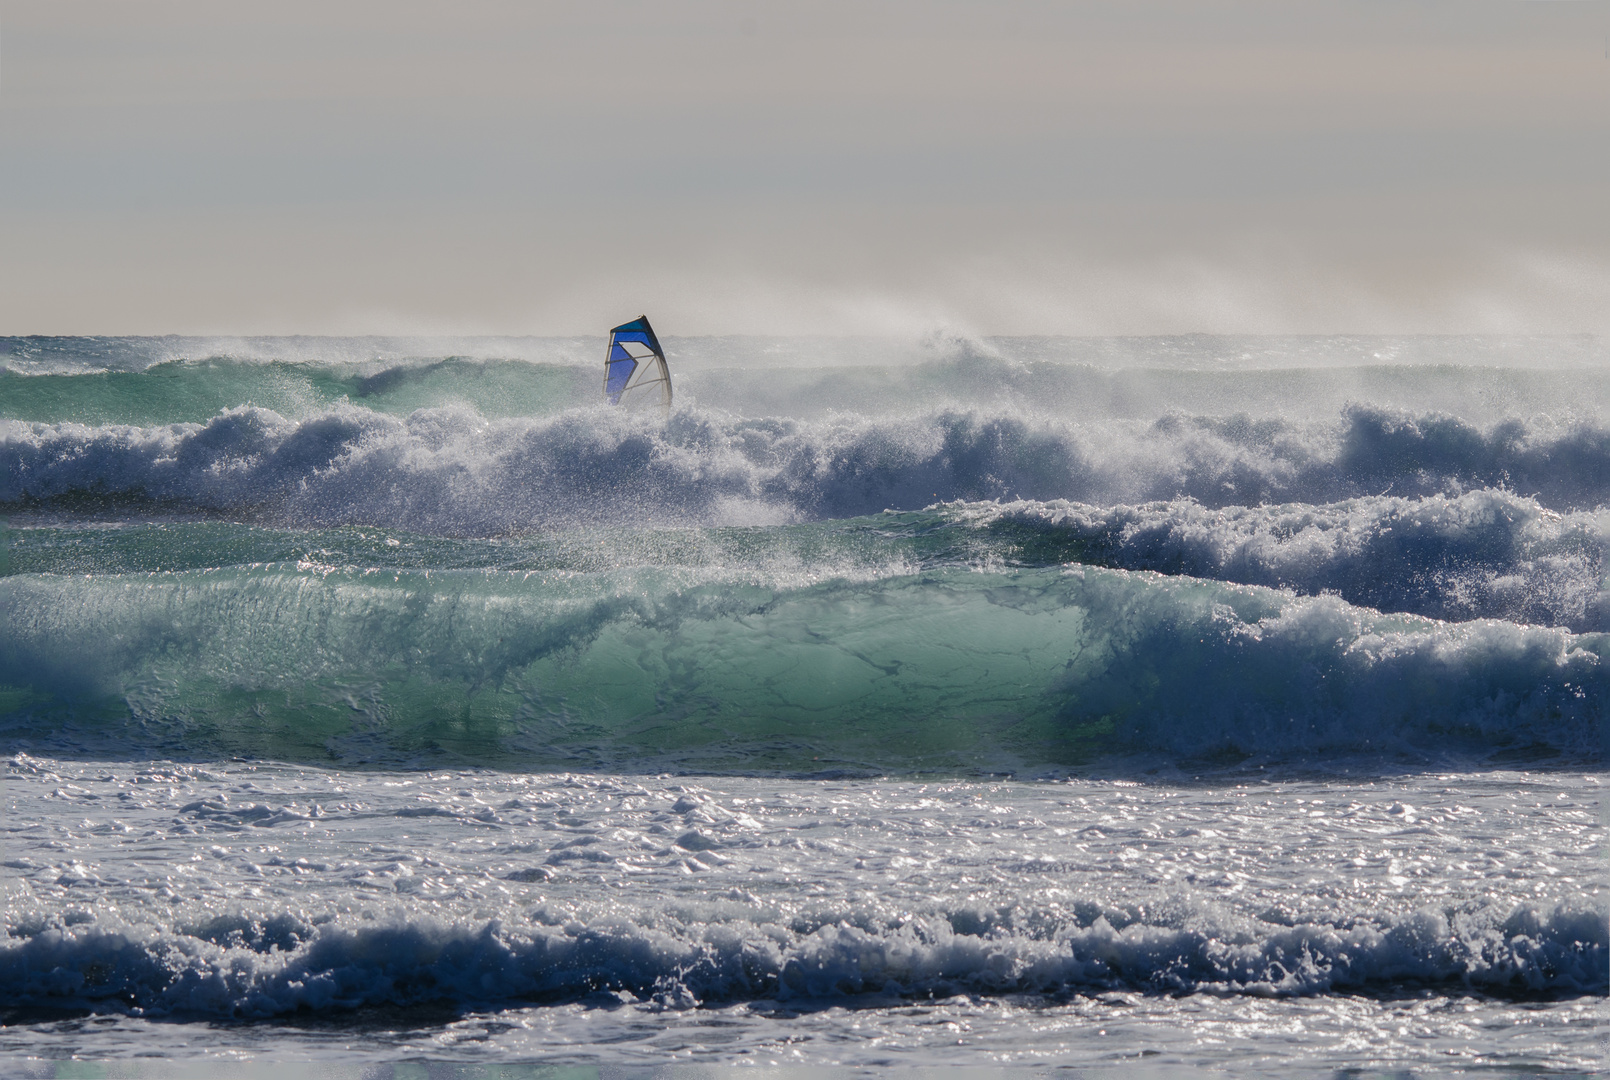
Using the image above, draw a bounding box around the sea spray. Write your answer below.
[9,402,1610,533]
[3,336,1607,1070]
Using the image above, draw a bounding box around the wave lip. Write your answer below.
[1,898,1602,1018]
[7,404,1610,538]
[956,491,1610,631]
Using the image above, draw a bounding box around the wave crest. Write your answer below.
[1,897,1601,1017]
[6,404,1610,534]
[957,492,1610,631]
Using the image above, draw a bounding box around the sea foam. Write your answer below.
[955,493,1609,630]
[1,896,1600,1017]
[7,402,1610,531]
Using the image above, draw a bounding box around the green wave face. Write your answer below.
[0,359,594,426]
[0,516,983,578]
[2,558,1602,773]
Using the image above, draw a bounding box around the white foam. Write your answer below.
[7,402,1610,536]
[0,893,1600,1017]
[958,492,1610,630]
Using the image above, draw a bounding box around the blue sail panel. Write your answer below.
[604,358,638,403]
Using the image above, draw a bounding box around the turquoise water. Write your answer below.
[0,335,1604,1073]
[2,518,1604,772]
[3,335,1607,772]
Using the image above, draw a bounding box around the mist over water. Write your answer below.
[1,334,1605,1072]
[2,333,1607,771]
[7,0,1610,1067]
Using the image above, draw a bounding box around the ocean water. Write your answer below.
[0,333,1605,1076]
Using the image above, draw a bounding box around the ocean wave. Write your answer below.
[1,564,1602,770]
[6,332,1606,377]
[0,357,597,427]
[0,896,1601,1017]
[8,492,1605,632]
[6,403,1610,534]
[953,493,1610,631]
[0,335,596,377]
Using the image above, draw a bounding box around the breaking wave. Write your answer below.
[1,563,1603,770]
[6,402,1610,531]
[956,493,1609,631]
[1,896,1602,1017]
[4,338,1607,774]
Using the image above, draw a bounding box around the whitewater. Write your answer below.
[0,334,1605,1075]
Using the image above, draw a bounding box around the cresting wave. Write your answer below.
[958,494,1610,631]
[1,564,1603,770]
[1,897,1602,1017]
[4,338,1607,774]
[7,401,1610,529]
[7,492,1604,630]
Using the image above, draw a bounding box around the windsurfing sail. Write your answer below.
[603,315,672,413]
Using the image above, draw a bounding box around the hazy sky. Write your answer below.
[3,1,1607,335]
